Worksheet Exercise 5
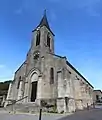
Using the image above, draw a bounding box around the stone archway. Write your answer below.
[31,73,38,102]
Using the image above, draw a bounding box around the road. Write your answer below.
[0,109,102,120]
[59,109,102,120]
[0,111,70,120]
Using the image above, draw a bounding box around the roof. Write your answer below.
[94,90,102,93]
[15,61,26,74]
[66,61,94,88]
[48,52,94,88]
[32,10,55,36]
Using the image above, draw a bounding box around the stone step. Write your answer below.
[5,103,40,113]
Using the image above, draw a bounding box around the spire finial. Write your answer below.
[44,9,46,16]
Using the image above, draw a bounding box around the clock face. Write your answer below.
[34,52,40,60]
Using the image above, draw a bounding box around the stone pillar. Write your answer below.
[68,99,72,112]
[71,75,76,99]
[17,80,23,100]
[83,85,87,108]
[88,88,93,106]
[57,71,64,98]
[36,75,42,106]
[57,98,64,113]
[1,95,6,106]
[24,81,28,102]
[69,77,74,98]
[74,77,84,110]
[41,56,45,75]
[4,83,12,107]
[64,98,67,113]
[65,79,70,97]
[57,71,65,113]
[90,89,94,105]
[69,99,76,112]
[73,99,76,112]
[7,83,12,100]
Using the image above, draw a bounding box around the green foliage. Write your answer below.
[47,104,58,113]
[0,80,12,91]
[60,110,64,114]
[50,107,57,113]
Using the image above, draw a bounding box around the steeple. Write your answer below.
[38,10,50,29]
[32,10,54,36]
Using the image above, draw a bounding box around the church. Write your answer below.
[5,11,94,113]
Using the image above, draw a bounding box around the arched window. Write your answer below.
[47,33,50,48]
[17,76,21,89]
[36,31,40,46]
[50,68,54,84]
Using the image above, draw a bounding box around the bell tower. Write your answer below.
[31,10,55,56]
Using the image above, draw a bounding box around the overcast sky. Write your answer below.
[0,0,102,89]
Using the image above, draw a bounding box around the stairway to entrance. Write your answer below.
[5,96,41,113]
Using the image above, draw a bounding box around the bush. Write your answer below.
[60,110,64,114]
[0,80,12,91]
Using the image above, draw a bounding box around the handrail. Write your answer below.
[7,96,28,106]
[15,96,28,103]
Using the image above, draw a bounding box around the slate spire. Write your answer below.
[33,10,54,36]
[38,10,50,29]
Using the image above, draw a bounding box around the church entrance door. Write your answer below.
[31,81,37,102]
[30,73,38,102]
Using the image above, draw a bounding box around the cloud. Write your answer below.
[48,0,101,16]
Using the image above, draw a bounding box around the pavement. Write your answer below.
[0,110,72,120]
[0,108,102,120]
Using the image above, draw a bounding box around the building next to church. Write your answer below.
[93,90,102,103]
[5,11,94,113]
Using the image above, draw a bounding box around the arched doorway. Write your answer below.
[31,73,38,102]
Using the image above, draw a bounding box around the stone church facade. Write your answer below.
[5,11,94,113]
